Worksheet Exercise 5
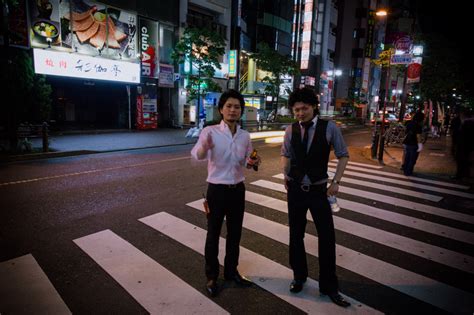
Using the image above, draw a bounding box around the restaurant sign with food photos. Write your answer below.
[33,48,140,83]
[29,0,138,62]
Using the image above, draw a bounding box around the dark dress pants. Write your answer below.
[205,182,245,280]
[403,144,419,176]
[287,182,338,294]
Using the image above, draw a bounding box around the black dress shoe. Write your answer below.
[289,279,306,293]
[320,292,351,308]
[225,273,253,286]
[206,279,218,297]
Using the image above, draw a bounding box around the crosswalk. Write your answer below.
[1,161,473,314]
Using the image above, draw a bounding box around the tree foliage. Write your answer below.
[171,27,226,102]
[250,43,299,101]
[417,34,463,103]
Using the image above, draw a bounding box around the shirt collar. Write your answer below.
[298,115,318,127]
[219,120,241,134]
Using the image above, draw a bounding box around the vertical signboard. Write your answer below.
[365,10,375,58]
[407,57,422,84]
[228,50,237,78]
[139,17,159,78]
[300,0,313,70]
[158,63,174,87]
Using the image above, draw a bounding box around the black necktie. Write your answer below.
[301,120,314,153]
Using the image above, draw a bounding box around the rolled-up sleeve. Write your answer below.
[280,125,292,158]
[191,128,209,161]
[327,122,349,158]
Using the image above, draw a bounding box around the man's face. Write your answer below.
[219,97,242,123]
[292,102,315,122]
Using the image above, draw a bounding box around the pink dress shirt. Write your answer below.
[191,120,253,185]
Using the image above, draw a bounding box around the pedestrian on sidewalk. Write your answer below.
[402,111,424,176]
[450,112,461,157]
[280,88,350,308]
[191,89,261,297]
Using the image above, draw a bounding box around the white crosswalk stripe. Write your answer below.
[254,179,474,224]
[326,167,474,199]
[185,200,474,314]
[74,230,228,314]
[139,212,382,315]
[0,254,71,314]
[332,160,383,169]
[272,173,444,202]
[328,162,471,190]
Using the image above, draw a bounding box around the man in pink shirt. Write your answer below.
[191,89,261,297]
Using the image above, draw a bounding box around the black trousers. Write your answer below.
[205,182,245,280]
[287,181,338,294]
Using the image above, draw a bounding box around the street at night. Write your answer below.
[1,128,473,314]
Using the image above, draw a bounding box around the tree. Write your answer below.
[171,27,225,127]
[250,43,299,109]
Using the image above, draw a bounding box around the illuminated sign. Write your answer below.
[33,48,140,83]
[229,50,237,77]
[300,0,313,70]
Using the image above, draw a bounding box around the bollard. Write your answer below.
[42,122,49,152]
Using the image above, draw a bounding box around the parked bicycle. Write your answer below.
[384,123,406,146]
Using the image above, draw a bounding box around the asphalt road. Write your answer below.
[1,130,473,314]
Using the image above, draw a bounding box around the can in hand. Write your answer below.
[247,149,258,171]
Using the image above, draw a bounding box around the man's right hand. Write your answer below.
[284,179,289,191]
[202,132,214,151]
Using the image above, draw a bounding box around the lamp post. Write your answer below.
[377,48,392,163]
[370,8,389,160]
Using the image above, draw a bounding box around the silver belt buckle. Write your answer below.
[300,184,310,192]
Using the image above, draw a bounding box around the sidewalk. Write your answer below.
[357,134,464,180]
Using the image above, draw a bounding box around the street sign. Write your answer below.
[390,54,412,65]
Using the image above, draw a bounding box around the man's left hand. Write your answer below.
[327,182,339,196]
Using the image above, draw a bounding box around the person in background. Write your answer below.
[280,88,350,308]
[453,108,474,181]
[191,89,261,297]
[402,111,425,176]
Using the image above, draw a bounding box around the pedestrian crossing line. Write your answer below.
[273,173,443,202]
[0,254,71,314]
[185,200,474,315]
[253,179,474,224]
[73,230,228,315]
[248,182,474,274]
[328,162,470,190]
[247,190,474,245]
[331,160,383,169]
[325,168,474,199]
[139,212,381,315]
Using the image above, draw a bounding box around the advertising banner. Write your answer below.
[64,0,137,60]
[158,63,174,87]
[29,0,63,49]
[390,54,412,65]
[228,50,237,78]
[33,48,140,83]
[138,17,159,78]
[407,57,422,84]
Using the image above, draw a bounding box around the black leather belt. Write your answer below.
[209,182,244,189]
[289,181,326,192]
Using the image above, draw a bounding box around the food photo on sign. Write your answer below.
[29,0,62,48]
[59,0,137,60]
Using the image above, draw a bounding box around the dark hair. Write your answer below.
[413,111,424,123]
[218,89,245,117]
[288,88,319,114]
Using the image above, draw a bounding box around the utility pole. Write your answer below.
[378,49,392,163]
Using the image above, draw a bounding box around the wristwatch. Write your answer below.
[332,179,340,185]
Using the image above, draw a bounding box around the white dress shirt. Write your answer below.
[191,120,253,185]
